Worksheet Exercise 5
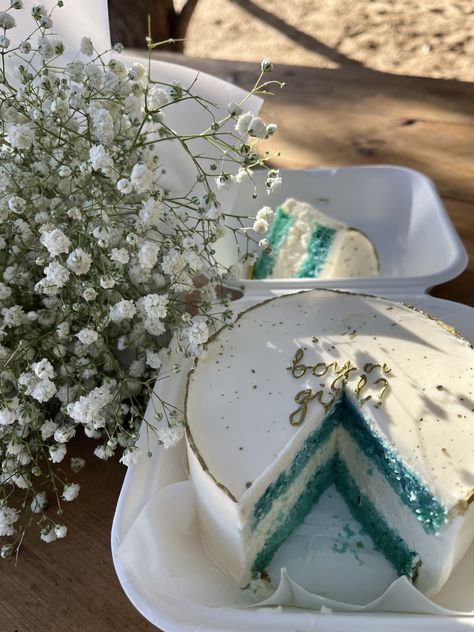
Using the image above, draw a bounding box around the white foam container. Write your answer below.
[214,165,467,295]
[112,166,474,631]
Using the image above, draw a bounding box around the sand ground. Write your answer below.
[181,0,474,81]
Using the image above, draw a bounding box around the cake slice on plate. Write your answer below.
[252,198,378,279]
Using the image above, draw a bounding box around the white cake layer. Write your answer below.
[186,290,474,512]
[269,199,378,279]
[239,431,338,587]
[337,427,474,596]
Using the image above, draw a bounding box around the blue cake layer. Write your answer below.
[252,206,338,280]
[252,456,335,576]
[334,456,419,577]
[297,224,336,278]
[250,394,447,580]
[252,394,446,533]
[253,206,293,279]
[339,394,447,534]
[252,455,419,579]
[252,402,340,527]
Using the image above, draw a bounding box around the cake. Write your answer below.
[252,198,379,279]
[185,289,474,596]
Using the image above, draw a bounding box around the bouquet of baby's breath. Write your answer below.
[0,1,281,553]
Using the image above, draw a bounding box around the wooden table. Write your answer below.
[1,55,473,632]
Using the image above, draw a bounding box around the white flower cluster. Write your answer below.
[0,1,280,553]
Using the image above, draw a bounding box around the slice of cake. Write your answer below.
[252,198,378,279]
[185,290,474,596]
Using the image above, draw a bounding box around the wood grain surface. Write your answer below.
[1,54,473,632]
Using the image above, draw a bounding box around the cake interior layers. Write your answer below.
[247,393,446,582]
[252,205,337,279]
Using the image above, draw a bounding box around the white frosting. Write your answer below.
[185,290,474,593]
[269,199,378,279]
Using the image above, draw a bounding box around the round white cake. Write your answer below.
[185,289,474,595]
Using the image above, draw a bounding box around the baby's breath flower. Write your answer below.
[70,457,85,473]
[110,248,130,265]
[0,6,278,552]
[157,423,185,449]
[43,261,69,286]
[235,111,253,136]
[227,101,242,117]
[100,276,115,289]
[79,36,94,56]
[75,328,98,345]
[145,349,163,370]
[39,14,53,28]
[41,420,58,440]
[252,217,269,234]
[260,57,273,73]
[0,505,19,537]
[67,248,92,275]
[120,446,143,467]
[256,206,274,223]
[19,40,31,53]
[54,425,76,444]
[40,528,57,543]
[89,145,114,176]
[265,123,278,138]
[32,358,55,380]
[266,170,282,193]
[54,524,67,539]
[248,116,267,139]
[258,238,271,253]
[0,12,16,29]
[147,86,170,111]
[62,483,80,502]
[31,492,47,514]
[49,443,67,463]
[130,163,154,193]
[215,174,232,191]
[129,63,145,81]
[58,165,72,178]
[116,178,132,194]
[40,228,71,257]
[7,123,35,149]
[94,444,114,460]
[109,299,136,323]
[8,196,26,213]
[83,287,97,301]
[0,405,16,426]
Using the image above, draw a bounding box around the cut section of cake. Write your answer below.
[252,198,379,279]
[185,290,474,596]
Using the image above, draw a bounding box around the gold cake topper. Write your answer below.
[288,347,391,426]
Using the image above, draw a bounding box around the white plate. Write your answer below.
[112,294,474,632]
[214,166,467,295]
